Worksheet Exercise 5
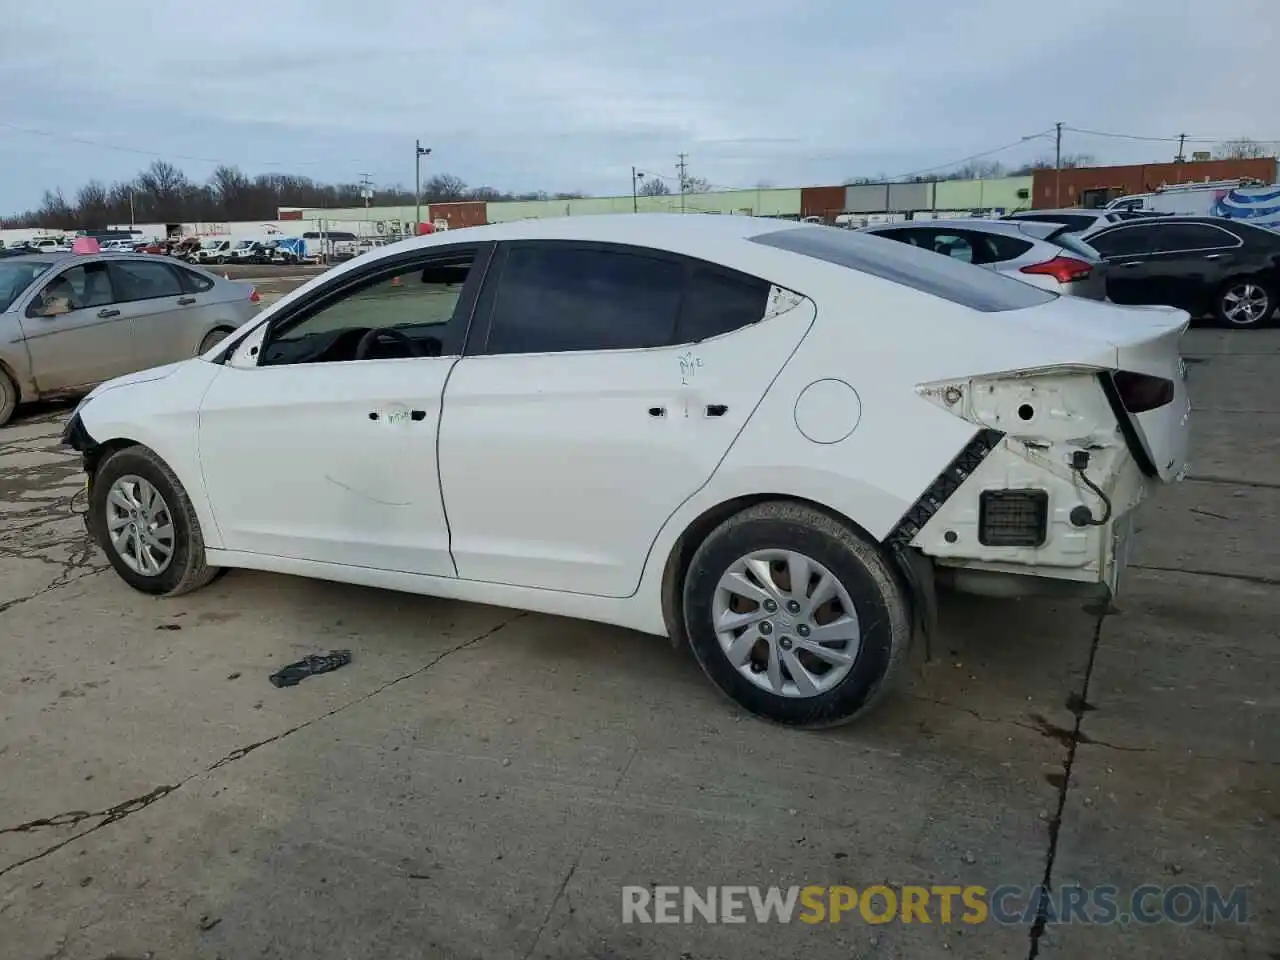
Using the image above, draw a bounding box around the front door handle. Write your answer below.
[706,404,728,417]
[177,296,197,305]
[97,308,120,318]
[1117,261,1143,268]
[1203,253,1226,260]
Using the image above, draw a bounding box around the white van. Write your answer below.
[193,238,236,265]
[1106,179,1280,229]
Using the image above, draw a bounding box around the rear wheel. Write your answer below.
[91,445,219,596]
[0,370,17,427]
[1214,279,1274,328]
[682,501,911,727]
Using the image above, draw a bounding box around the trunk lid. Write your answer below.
[1024,297,1190,481]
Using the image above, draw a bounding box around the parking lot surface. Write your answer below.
[0,328,1275,959]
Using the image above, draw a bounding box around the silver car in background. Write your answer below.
[862,218,1110,300]
[0,253,260,426]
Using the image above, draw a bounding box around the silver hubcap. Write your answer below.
[105,475,175,576]
[712,549,860,698]
[1223,284,1269,325]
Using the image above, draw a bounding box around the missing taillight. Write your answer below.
[1019,256,1092,285]
[1112,371,1174,413]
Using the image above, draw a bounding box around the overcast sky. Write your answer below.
[1,0,1275,212]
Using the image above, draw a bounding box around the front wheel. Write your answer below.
[0,370,17,427]
[1215,279,1274,328]
[90,445,220,596]
[682,501,911,727]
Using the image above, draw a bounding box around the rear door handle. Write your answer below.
[1203,253,1226,260]
[97,308,120,318]
[177,296,197,305]
[1117,261,1144,268]
[705,404,728,417]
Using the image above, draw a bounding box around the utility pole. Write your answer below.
[1175,133,1188,164]
[359,173,374,222]
[414,140,432,235]
[676,153,688,214]
[1054,121,1063,207]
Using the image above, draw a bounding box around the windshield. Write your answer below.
[0,261,52,311]
[234,240,255,249]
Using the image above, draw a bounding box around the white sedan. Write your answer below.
[63,215,1190,726]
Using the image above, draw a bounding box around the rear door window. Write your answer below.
[484,243,685,354]
[109,260,184,302]
[750,226,1056,312]
[1150,223,1241,253]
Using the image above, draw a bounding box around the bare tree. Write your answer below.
[1215,137,1270,160]
[422,174,468,202]
[638,178,671,196]
[37,190,76,229]
[76,181,111,228]
[134,160,192,221]
[682,176,713,194]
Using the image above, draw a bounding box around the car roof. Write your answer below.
[0,252,64,265]
[0,251,209,268]
[1008,208,1106,217]
[1083,215,1242,233]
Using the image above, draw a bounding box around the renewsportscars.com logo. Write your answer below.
[622,884,1249,926]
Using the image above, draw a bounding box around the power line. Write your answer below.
[0,118,369,168]
[884,129,1056,181]
[1064,125,1280,145]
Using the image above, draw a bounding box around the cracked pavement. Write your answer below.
[0,328,1276,960]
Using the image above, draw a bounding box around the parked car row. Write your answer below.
[863,211,1279,328]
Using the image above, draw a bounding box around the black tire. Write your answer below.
[215,256,226,266]
[90,445,219,597]
[0,369,17,427]
[1213,278,1275,329]
[682,501,910,727]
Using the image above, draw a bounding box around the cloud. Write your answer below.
[0,0,1275,212]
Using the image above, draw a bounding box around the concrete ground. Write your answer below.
[0,328,1275,960]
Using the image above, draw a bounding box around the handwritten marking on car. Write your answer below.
[678,352,704,385]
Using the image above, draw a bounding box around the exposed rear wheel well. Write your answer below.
[659,494,904,649]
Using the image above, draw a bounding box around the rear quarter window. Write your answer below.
[750,226,1056,312]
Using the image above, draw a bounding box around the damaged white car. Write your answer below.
[63,215,1190,726]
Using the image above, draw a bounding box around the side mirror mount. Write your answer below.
[227,323,268,369]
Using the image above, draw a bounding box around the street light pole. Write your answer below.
[414,140,432,235]
[632,167,646,212]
